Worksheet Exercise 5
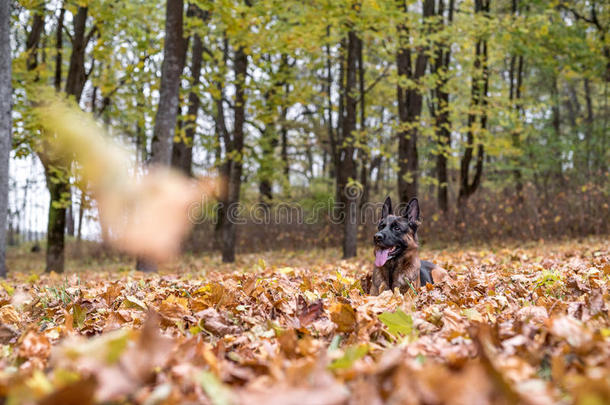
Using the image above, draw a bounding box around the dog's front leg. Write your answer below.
[392,268,420,293]
[371,280,390,295]
[371,267,390,295]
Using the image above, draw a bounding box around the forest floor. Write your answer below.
[0,236,608,404]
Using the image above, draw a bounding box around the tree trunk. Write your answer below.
[509,0,524,204]
[550,74,564,184]
[54,4,65,91]
[76,191,85,243]
[510,52,524,203]
[334,37,346,206]
[44,174,69,273]
[280,99,289,179]
[325,33,337,181]
[150,0,187,166]
[357,32,370,209]
[583,78,593,176]
[431,0,454,213]
[171,6,207,175]
[458,0,489,204]
[258,55,289,205]
[258,126,276,205]
[64,7,89,102]
[0,0,11,278]
[340,31,359,259]
[280,68,291,182]
[137,0,187,271]
[61,6,88,244]
[66,202,75,236]
[213,36,230,250]
[258,125,277,205]
[171,32,200,175]
[220,47,248,263]
[214,33,231,251]
[396,0,434,205]
[133,82,147,164]
[25,10,44,73]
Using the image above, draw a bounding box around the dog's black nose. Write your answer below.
[374,232,383,243]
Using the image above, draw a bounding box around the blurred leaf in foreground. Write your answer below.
[328,344,368,370]
[197,371,233,405]
[378,309,414,337]
[33,94,216,263]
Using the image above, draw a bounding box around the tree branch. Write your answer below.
[62,25,73,43]
[245,119,265,135]
[356,64,390,103]
[85,56,95,79]
[558,3,603,31]
[85,25,97,46]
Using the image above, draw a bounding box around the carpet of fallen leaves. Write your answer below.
[0,237,609,405]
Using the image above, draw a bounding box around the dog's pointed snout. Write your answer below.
[374,232,383,243]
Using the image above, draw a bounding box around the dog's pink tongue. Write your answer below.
[375,249,391,267]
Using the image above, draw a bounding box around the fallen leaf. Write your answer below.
[329,302,356,333]
[196,308,241,336]
[19,331,51,361]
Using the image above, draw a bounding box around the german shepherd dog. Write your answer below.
[369,197,447,295]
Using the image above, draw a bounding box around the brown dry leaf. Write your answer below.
[196,308,241,336]
[101,283,123,307]
[549,316,593,351]
[297,296,324,327]
[63,309,74,334]
[277,328,299,357]
[0,304,21,324]
[329,302,357,333]
[517,306,548,324]
[586,289,606,316]
[18,330,51,361]
[0,323,19,344]
[440,307,467,338]
[159,294,190,323]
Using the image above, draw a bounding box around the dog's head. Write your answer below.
[373,196,420,267]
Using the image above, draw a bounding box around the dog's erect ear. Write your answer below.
[381,196,392,219]
[405,198,420,225]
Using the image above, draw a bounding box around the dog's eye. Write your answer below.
[393,225,400,231]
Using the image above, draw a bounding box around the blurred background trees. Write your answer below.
[4,0,609,269]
